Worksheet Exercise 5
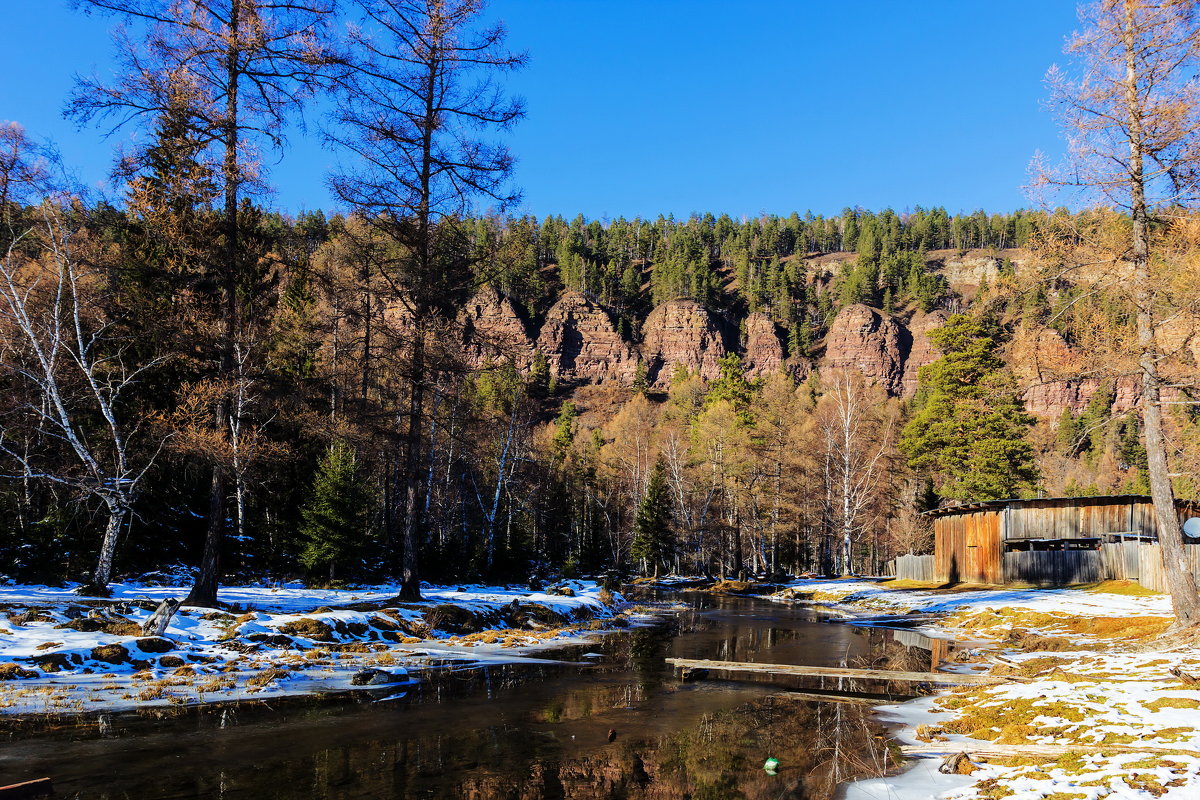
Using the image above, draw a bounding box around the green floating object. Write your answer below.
[763,757,780,773]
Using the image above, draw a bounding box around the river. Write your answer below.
[0,591,948,799]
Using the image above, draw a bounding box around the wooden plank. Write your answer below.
[665,658,1019,686]
[770,690,902,706]
[0,778,53,799]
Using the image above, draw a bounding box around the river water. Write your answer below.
[1,592,947,799]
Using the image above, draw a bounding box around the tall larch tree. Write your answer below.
[69,0,339,606]
[328,0,525,601]
[1040,0,1200,626]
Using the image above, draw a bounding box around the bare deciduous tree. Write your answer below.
[70,0,338,606]
[1039,0,1200,626]
[0,126,165,591]
[328,0,525,600]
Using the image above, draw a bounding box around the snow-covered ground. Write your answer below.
[770,577,1174,619]
[0,579,634,715]
[769,578,1200,799]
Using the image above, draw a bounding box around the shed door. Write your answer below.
[966,511,1002,583]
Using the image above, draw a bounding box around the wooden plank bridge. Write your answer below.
[665,658,1021,686]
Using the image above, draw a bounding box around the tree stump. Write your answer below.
[141,597,181,637]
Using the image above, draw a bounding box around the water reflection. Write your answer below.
[0,593,946,799]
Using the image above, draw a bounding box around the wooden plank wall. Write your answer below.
[1101,540,1142,580]
[1003,551,1104,586]
[934,510,1001,583]
[1004,500,1155,540]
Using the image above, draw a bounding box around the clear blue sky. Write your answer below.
[0,1,1080,219]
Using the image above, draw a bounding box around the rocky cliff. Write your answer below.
[459,284,534,370]
[535,290,638,384]
[821,303,908,396]
[640,299,730,387]
[742,312,786,378]
[900,309,949,397]
[1023,376,1143,421]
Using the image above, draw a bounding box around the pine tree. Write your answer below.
[298,442,373,582]
[900,315,1039,501]
[631,460,673,577]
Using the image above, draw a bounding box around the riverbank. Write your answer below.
[0,579,633,716]
[763,578,1200,799]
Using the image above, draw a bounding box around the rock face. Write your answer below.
[536,291,637,384]
[822,304,908,396]
[640,299,730,387]
[742,312,786,378]
[900,310,949,397]
[1023,376,1143,421]
[459,285,534,370]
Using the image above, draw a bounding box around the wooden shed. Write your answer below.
[925,495,1199,585]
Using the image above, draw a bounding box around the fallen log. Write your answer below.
[665,658,1021,685]
[0,778,53,799]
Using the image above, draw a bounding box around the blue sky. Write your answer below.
[0,1,1080,219]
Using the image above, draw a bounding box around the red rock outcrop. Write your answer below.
[742,312,786,378]
[459,284,533,369]
[821,304,907,395]
[639,299,730,386]
[900,310,949,397]
[1023,376,1142,421]
[535,291,637,384]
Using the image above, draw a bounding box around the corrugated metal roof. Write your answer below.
[921,494,1198,518]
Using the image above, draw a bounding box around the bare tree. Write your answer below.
[70,0,338,606]
[0,126,165,591]
[328,0,525,600]
[1040,0,1200,626]
[812,371,895,575]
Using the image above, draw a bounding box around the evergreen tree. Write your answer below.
[631,459,673,577]
[298,442,373,581]
[900,315,1039,501]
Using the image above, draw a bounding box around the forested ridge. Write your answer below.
[3,0,1200,603]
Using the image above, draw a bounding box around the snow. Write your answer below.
[769,578,1200,799]
[0,578,629,716]
[767,577,1173,619]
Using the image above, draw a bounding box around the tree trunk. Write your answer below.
[189,0,240,610]
[396,323,426,602]
[186,458,225,607]
[91,498,126,589]
[1124,3,1200,628]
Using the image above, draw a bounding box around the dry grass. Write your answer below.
[1082,580,1162,597]
[0,663,37,680]
[246,667,290,688]
[278,618,334,642]
[1143,696,1200,711]
[948,607,1172,643]
[197,676,236,693]
[881,579,945,590]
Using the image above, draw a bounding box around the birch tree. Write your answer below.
[0,127,165,591]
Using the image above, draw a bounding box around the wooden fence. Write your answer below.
[891,554,937,581]
[1135,544,1200,593]
[1002,551,1103,586]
